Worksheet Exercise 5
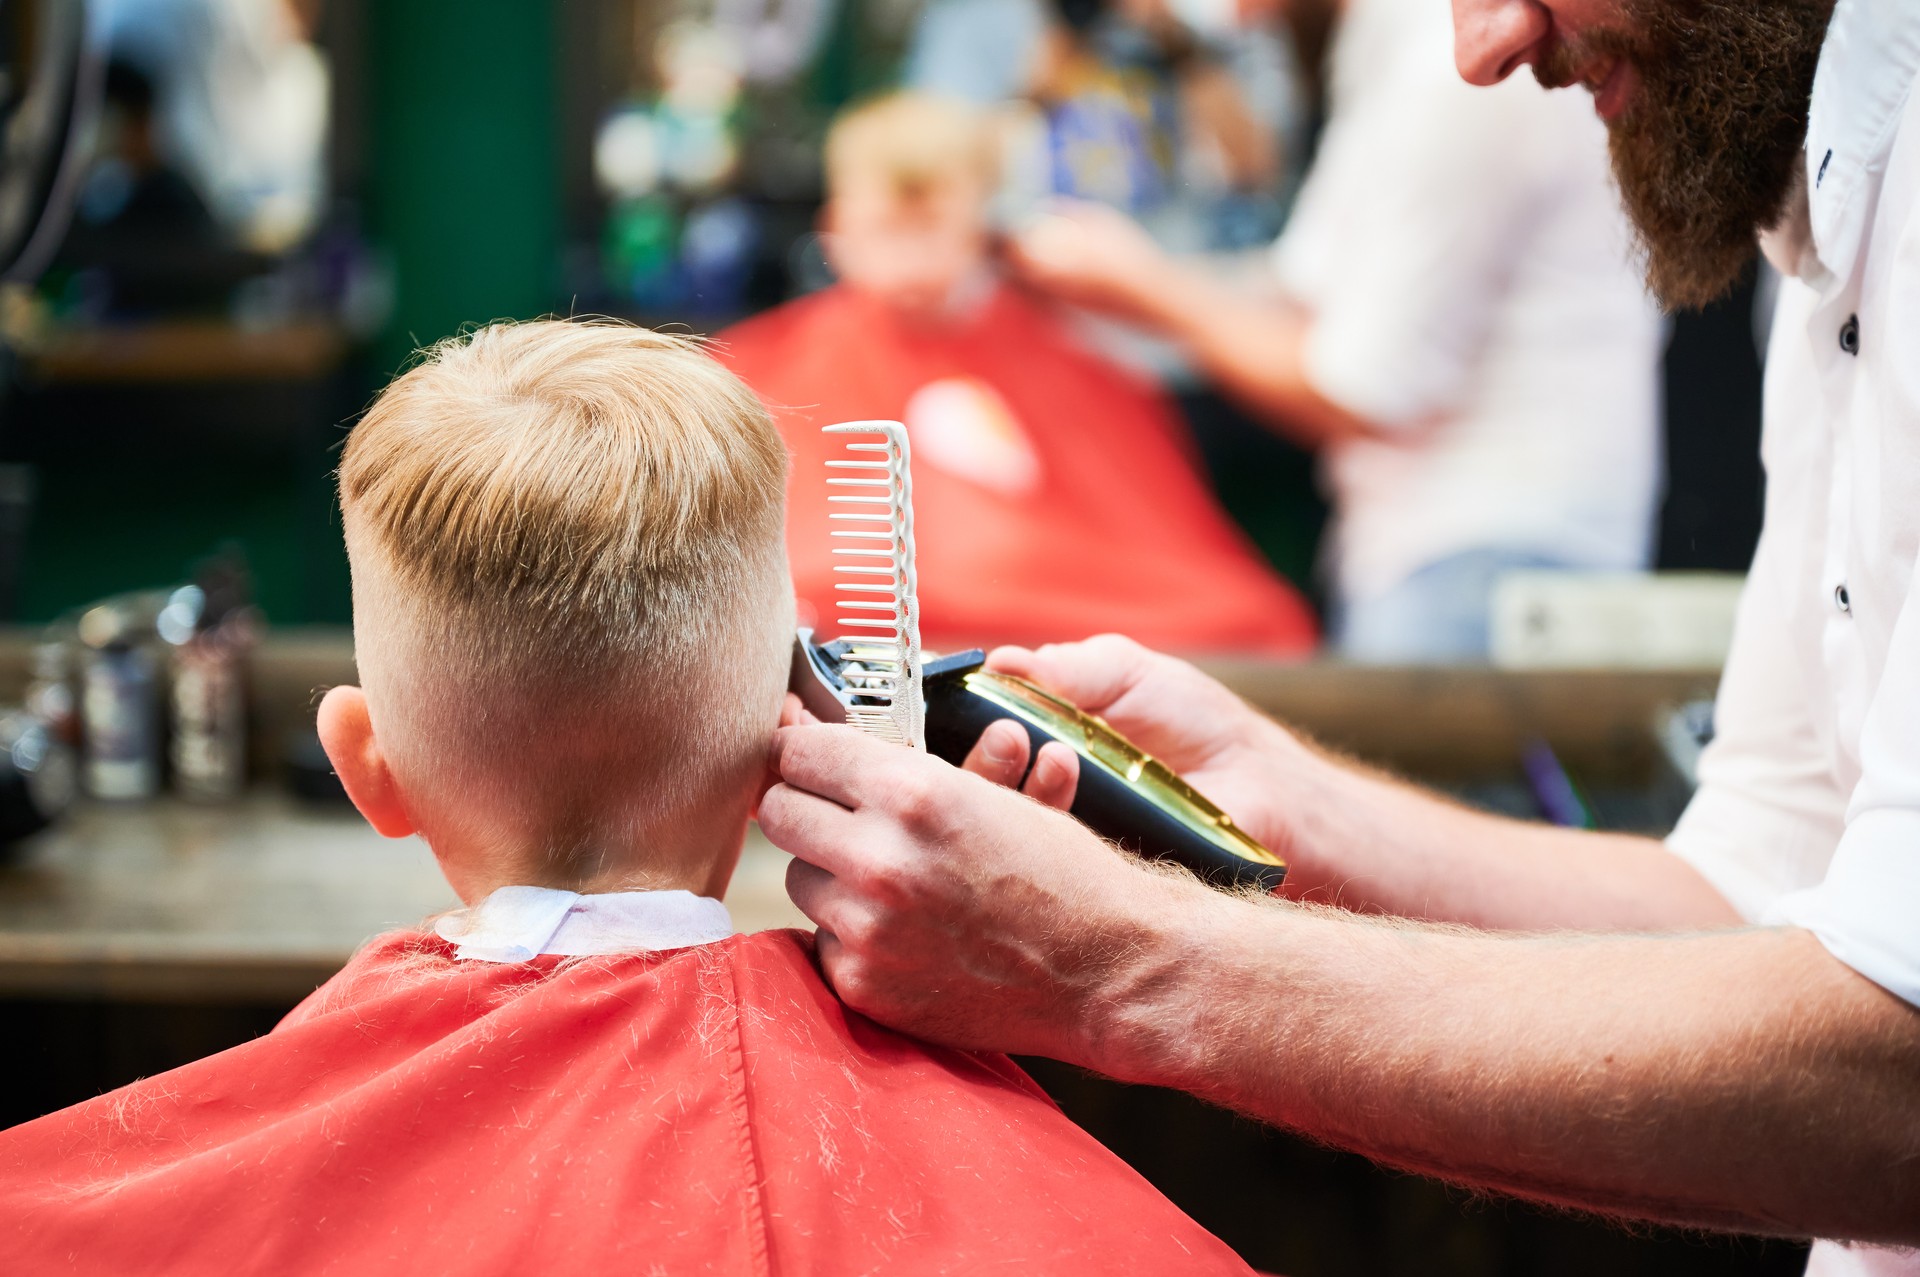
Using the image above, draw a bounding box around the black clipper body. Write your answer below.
[792,632,1286,892]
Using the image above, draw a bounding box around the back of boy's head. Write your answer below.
[339,320,792,886]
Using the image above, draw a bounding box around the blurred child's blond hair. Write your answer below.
[824,91,1000,201]
[338,320,792,884]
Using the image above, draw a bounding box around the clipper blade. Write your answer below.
[824,420,924,750]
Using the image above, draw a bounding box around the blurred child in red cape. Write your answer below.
[717,92,1316,656]
[0,322,1255,1276]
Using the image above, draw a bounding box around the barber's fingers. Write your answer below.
[955,719,1080,811]
[787,865,883,1011]
[811,926,862,1010]
[987,634,1160,716]
[758,696,819,812]
[961,719,1033,789]
[784,856,855,931]
[757,778,866,873]
[1022,741,1080,810]
[767,723,897,810]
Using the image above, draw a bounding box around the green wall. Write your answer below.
[366,2,564,371]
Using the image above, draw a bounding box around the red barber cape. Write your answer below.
[0,928,1253,1276]
[716,284,1317,655]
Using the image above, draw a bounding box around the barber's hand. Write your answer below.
[982,634,1306,859]
[760,723,1205,1065]
[955,718,1082,806]
[1004,200,1175,320]
[788,691,1083,813]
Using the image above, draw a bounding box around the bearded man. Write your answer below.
[758,1,1920,1273]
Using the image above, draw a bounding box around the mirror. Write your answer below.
[0,0,97,283]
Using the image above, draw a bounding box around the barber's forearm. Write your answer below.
[1099,898,1920,1243]
[1271,742,1740,931]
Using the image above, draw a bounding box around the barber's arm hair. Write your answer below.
[1101,891,1920,1244]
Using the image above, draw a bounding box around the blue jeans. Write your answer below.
[1332,549,1577,664]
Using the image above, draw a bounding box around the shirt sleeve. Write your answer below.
[1665,514,1850,919]
[1282,74,1572,428]
[1711,266,1920,1009]
[1764,523,1920,1011]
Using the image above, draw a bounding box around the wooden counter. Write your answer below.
[1197,657,1718,783]
[0,795,807,1003]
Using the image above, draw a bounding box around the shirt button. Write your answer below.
[1840,314,1861,355]
[1835,582,1852,614]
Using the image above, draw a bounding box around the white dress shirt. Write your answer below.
[1271,0,1663,604]
[1663,2,1920,1272]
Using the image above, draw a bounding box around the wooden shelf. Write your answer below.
[19,320,351,385]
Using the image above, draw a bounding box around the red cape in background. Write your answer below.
[717,284,1317,655]
[0,928,1253,1276]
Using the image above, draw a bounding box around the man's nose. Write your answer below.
[1452,0,1550,86]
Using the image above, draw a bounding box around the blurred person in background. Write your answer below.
[67,60,222,255]
[94,0,328,252]
[716,92,1317,656]
[1008,0,1664,662]
[908,0,1305,253]
[54,57,259,316]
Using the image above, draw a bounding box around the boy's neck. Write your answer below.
[433,807,749,906]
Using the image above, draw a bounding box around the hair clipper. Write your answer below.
[788,421,1285,892]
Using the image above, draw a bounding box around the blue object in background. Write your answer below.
[1521,737,1595,830]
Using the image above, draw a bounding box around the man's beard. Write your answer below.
[1536,0,1835,310]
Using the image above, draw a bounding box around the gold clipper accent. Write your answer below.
[960,669,1285,871]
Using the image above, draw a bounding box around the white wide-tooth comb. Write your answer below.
[825,420,924,750]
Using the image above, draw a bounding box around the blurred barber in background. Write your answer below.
[910,0,1302,228]
[1008,0,1663,662]
[94,0,328,252]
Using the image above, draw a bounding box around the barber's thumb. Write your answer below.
[987,642,1087,699]
[984,644,1040,679]
[991,635,1151,714]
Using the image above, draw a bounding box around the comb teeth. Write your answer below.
[825,420,924,750]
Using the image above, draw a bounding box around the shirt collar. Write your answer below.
[433,885,734,963]
[1781,0,1920,287]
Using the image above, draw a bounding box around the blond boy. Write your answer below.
[0,320,1252,1276]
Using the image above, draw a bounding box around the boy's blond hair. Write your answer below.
[824,91,1000,201]
[340,320,792,883]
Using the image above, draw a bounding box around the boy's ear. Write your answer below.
[316,685,415,839]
